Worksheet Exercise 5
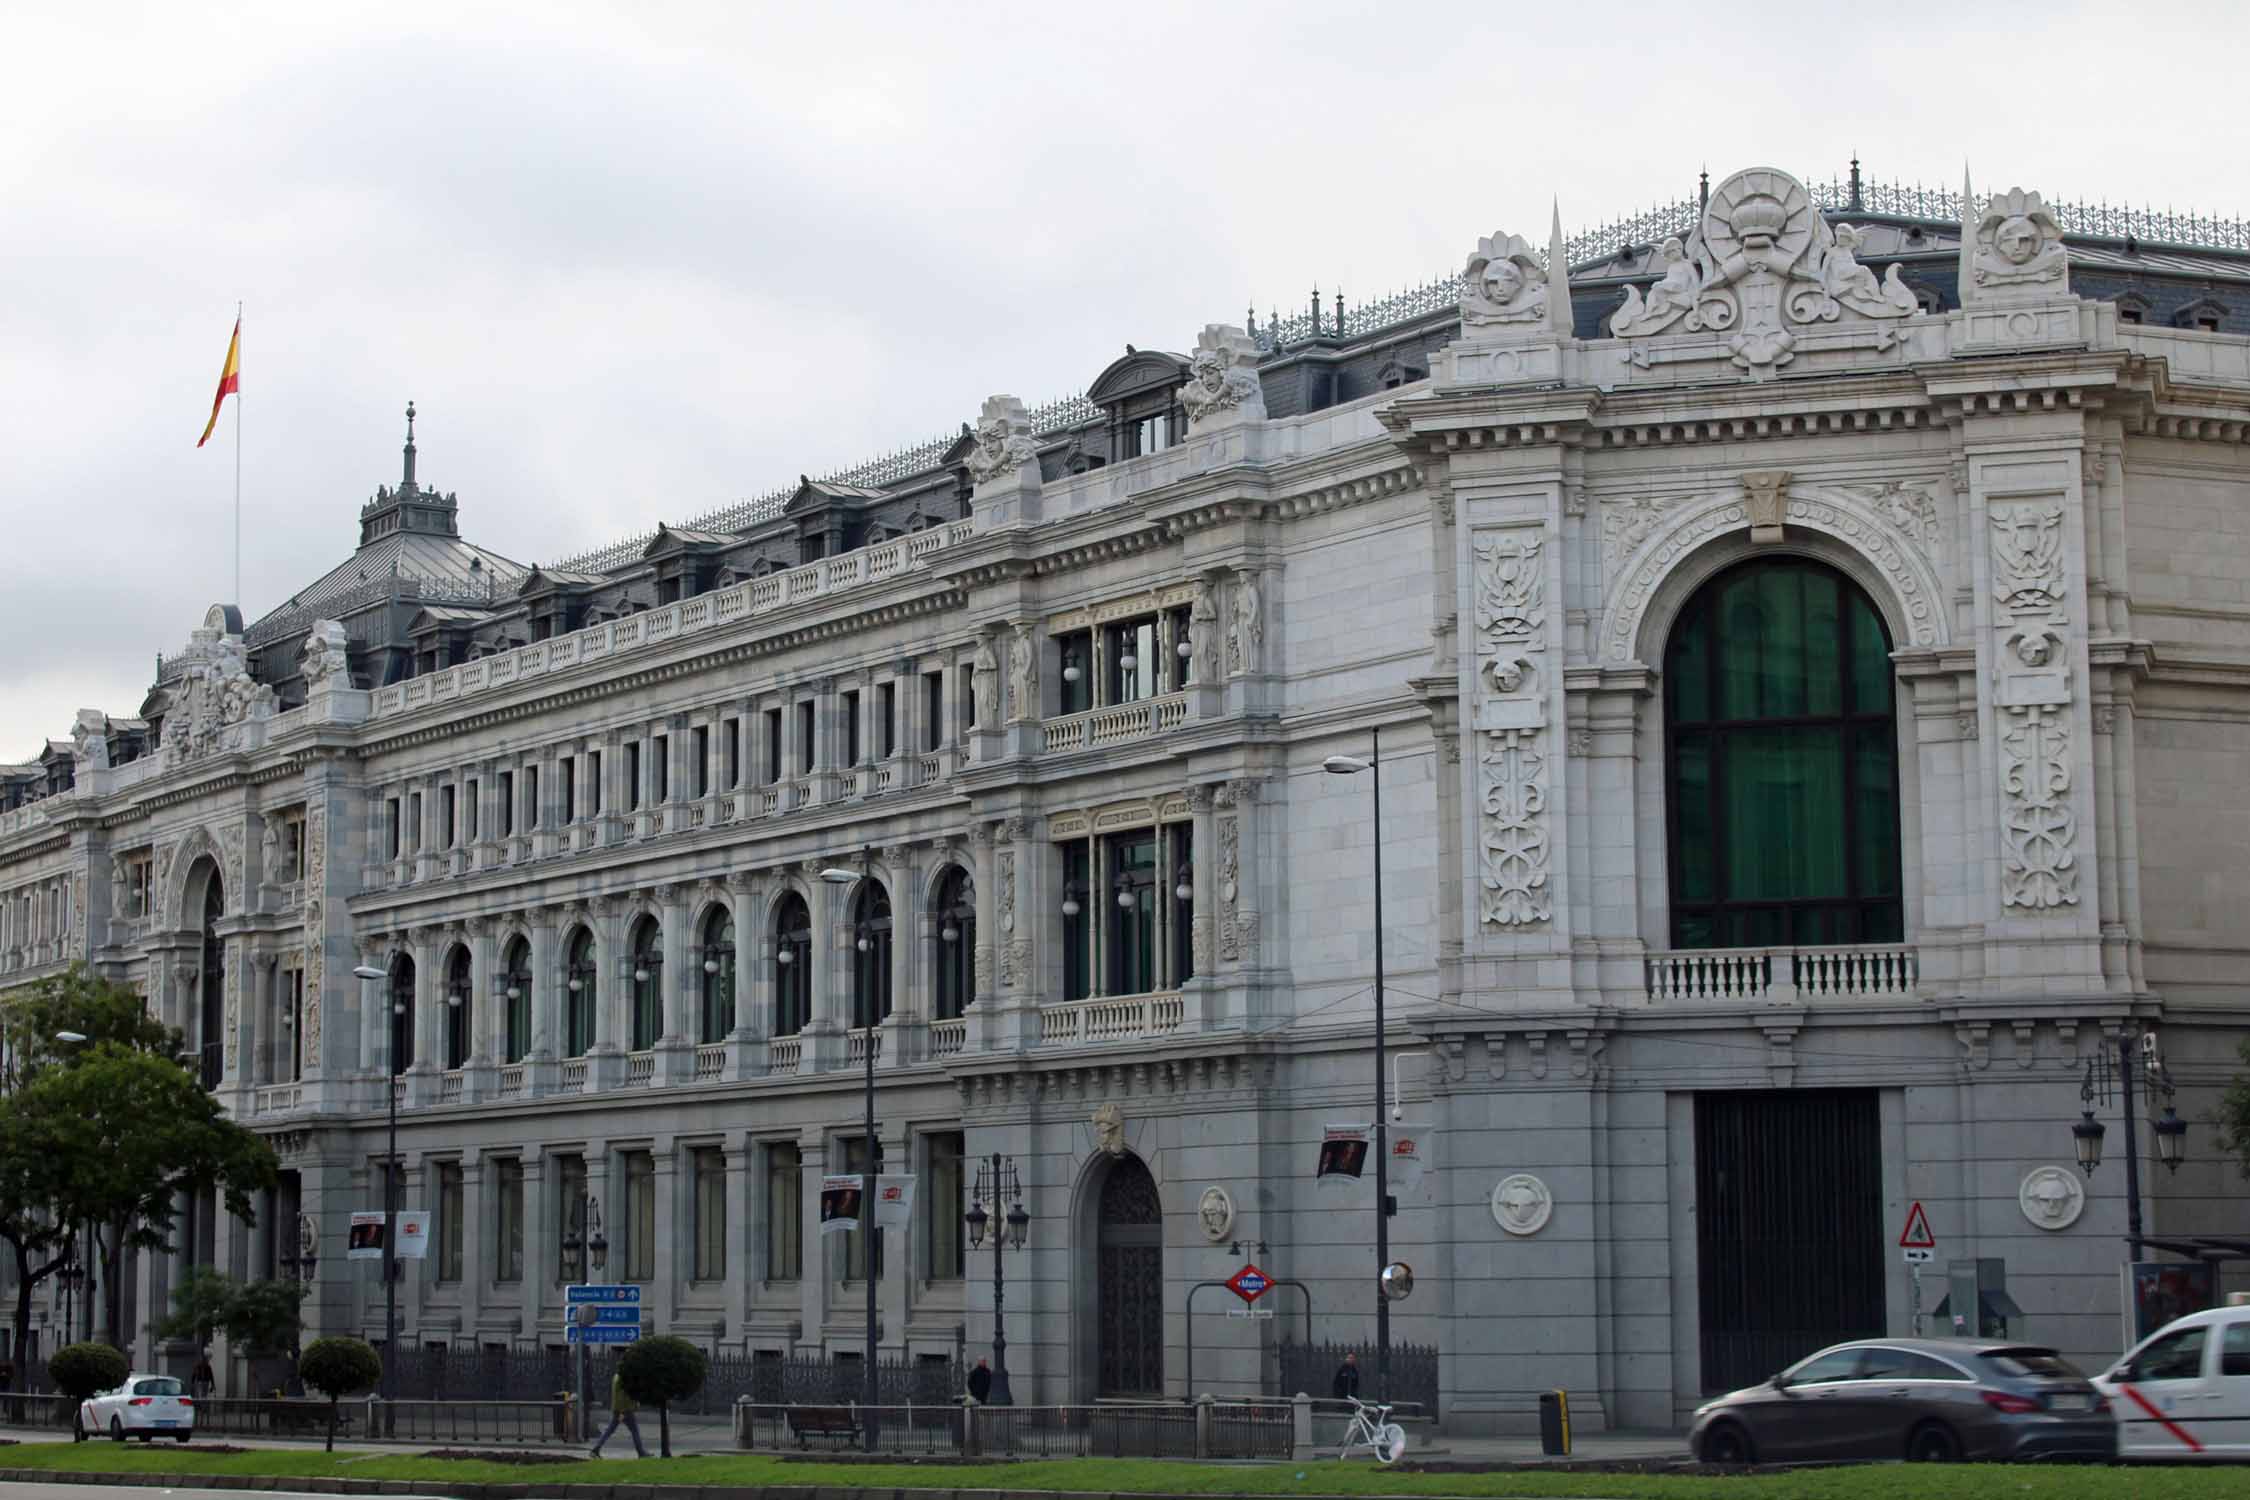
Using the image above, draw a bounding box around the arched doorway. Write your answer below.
[1095,1155,1164,1396]
[197,873,224,1089]
[1663,557,1903,948]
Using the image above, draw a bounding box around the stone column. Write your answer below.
[876,1121,909,1351]
[722,1141,749,1339]
[522,1148,552,1340]
[656,885,693,1082]
[652,1138,680,1323]
[589,899,627,1089]
[405,927,443,1104]
[969,823,998,1047]
[883,844,923,1063]
[458,1150,485,1325]
[465,918,499,1100]
[527,909,560,1095]
[726,874,766,1080]
[803,864,844,1071]
[1186,785,1218,1004]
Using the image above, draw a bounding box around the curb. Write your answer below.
[0,1478,1446,1500]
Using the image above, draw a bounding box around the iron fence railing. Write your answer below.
[377,1343,964,1419]
[734,1401,1292,1459]
[1275,1337,1440,1420]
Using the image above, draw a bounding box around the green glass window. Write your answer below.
[1665,560,1902,948]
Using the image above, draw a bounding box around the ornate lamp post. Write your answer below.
[277,1214,319,1393]
[820,855,879,1450]
[562,1194,608,1432]
[58,1247,84,1346]
[350,963,394,1402]
[964,1154,1029,1405]
[2071,1026,2189,1260]
[1324,734,1393,1402]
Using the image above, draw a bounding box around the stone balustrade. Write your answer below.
[1643,943,1919,1005]
[1036,992,1187,1046]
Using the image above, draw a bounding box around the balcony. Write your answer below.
[1643,943,1919,1005]
[497,1063,528,1099]
[439,1070,465,1103]
[1040,693,1191,754]
[252,1082,302,1116]
[1036,992,1186,1047]
[767,1036,803,1076]
[929,1017,968,1059]
[624,1051,655,1087]
[694,1043,726,1081]
[560,1057,589,1092]
[846,1026,882,1066]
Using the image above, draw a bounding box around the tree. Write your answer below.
[50,1339,128,1419]
[298,1336,380,1452]
[156,1269,310,1385]
[157,1265,237,1352]
[27,1043,278,1355]
[617,1336,707,1458]
[2218,1039,2250,1179]
[0,965,185,1373]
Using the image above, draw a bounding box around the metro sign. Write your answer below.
[1226,1264,1272,1304]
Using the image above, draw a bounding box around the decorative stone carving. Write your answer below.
[1472,532,1550,928]
[1832,480,1941,551]
[1987,499,2078,910]
[1217,814,1240,962]
[2019,1164,2086,1230]
[1227,569,1262,676]
[1190,913,1213,973]
[1999,706,2077,908]
[1805,223,1919,320]
[1460,230,1548,327]
[1990,504,2066,615]
[1611,236,1701,337]
[1197,1185,1235,1241]
[1965,183,2070,303]
[1189,577,1220,673]
[1742,470,1791,544]
[971,633,1001,727]
[260,812,282,880]
[996,850,1016,985]
[1491,1173,1553,1236]
[299,619,350,688]
[1007,623,1037,724]
[160,611,278,767]
[1600,494,1684,577]
[1177,324,1266,428]
[220,825,245,912]
[965,395,1039,487]
[70,710,110,770]
[1091,1101,1126,1157]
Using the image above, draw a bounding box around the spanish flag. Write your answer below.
[197,317,241,448]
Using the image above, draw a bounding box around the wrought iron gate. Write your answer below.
[1695,1089,1884,1394]
[1097,1156,1164,1395]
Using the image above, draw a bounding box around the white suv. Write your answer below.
[76,1373,194,1443]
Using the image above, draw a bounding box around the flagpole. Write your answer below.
[233,300,243,609]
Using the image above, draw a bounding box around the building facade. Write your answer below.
[6,162,2250,1431]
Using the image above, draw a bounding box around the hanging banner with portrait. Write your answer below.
[346,1211,387,1260]
[819,1175,864,1235]
[1316,1124,1371,1194]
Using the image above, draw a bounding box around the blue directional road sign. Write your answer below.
[565,1283,642,1305]
[567,1325,641,1345]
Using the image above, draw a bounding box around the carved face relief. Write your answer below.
[1197,1185,1234,1241]
[1483,260,1524,304]
[1091,1101,1125,1157]
[1491,1173,1553,1235]
[2018,1165,2085,1229]
[1997,216,2041,266]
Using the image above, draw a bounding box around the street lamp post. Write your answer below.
[350,963,394,1405]
[278,1214,319,1394]
[1324,733,1390,1403]
[2072,1026,2188,1262]
[963,1154,1028,1405]
[820,857,879,1450]
[562,1194,608,1436]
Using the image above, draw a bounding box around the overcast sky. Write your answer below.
[3,0,2238,758]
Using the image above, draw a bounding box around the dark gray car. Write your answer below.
[1689,1338,2116,1464]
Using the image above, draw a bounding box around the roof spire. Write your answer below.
[1848,151,1863,212]
[402,400,418,491]
[1546,198,1574,337]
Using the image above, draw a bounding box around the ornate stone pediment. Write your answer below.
[160,608,277,768]
[1608,167,1920,371]
[1965,182,2070,305]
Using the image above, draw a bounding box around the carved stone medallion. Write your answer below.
[1491,1173,1553,1236]
[2018,1165,2085,1230]
[1197,1185,1235,1241]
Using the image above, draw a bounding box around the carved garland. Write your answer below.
[302,804,326,1062]
[1989,501,2078,909]
[1472,530,1551,927]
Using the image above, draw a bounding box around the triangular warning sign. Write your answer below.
[1899,1201,1936,1249]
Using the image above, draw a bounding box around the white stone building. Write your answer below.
[5,163,2250,1431]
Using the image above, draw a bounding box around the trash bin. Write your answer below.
[1537,1389,1570,1457]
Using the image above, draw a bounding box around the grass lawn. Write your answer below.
[1,1440,2246,1500]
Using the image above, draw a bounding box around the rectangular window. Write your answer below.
[877,683,896,759]
[1169,822,1195,984]
[387,798,402,858]
[723,717,742,788]
[627,742,642,810]
[796,701,816,774]
[653,735,670,803]
[408,793,422,852]
[692,726,709,799]
[561,758,577,823]
[436,1162,464,1282]
[1056,629,1093,715]
[766,1143,802,1282]
[499,772,515,837]
[286,969,305,1080]
[1165,605,1194,690]
[623,1151,655,1283]
[463,781,478,843]
[493,1158,524,1283]
[1134,411,1170,456]
[283,812,307,880]
[524,765,540,830]
[588,751,602,815]
[843,690,862,767]
[1106,831,1159,995]
[692,1146,725,1281]
[441,785,457,848]
[923,672,944,751]
[764,709,783,786]
[1062,838,1091,1001]
[926,1132,964,1282]
[553,1154,586,1283]
[842,1137,883,1282]
[1105,616,1158,705]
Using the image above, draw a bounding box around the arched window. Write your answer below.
[1665,558,1903,948]
[501,936,532,1064]
[564,928,597,1058]
[388,954,415,1076]
[443,945,472,1070]
[699,908,734,1045]
[772,894,811,1037]
[932,867,975,1021]
[629,918,663,1051]
[198,875,225,1090]
[850,880,893,1029]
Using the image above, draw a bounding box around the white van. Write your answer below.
[2093,1305,2250,1458]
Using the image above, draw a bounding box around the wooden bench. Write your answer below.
[785,1405,862,1448]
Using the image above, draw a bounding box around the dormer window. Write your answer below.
[1133,413,1174,457]
[1087,346,1191,468]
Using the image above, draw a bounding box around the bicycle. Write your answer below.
[1337,1395,1408,1464]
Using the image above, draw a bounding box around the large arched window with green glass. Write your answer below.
[1664,558,1903,949]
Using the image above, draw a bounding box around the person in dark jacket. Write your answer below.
[966,1357,993,1404]
[589,1370,647,1459]
[1332,1352,1361,1401]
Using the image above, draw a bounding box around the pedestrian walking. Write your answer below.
[191,1355,215,1401]
[589,1371,647,1459]
[966,1357,992,1405]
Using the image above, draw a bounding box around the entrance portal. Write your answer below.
[1095,1155,1163,1396]
[1695,1089,1884,1394]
